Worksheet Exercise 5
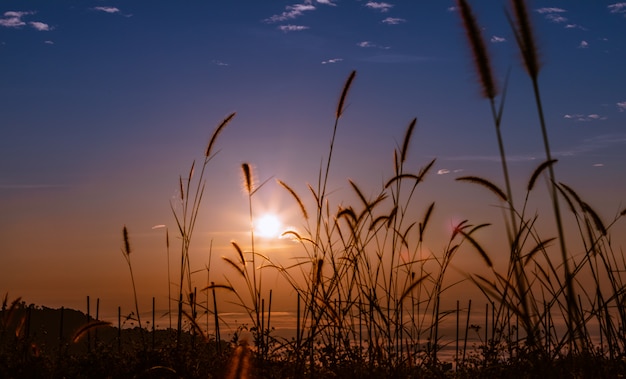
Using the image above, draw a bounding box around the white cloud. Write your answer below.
[437,169,450,175]
[535,7,567,14]
[546,14,568,23]
[365,2,393,12]
[356,41,389,49]
[535,8,572,25]
[278,24,310,32]
[0,10,34,28]
[617,101,626,112]
[608,3,626,14]
[321,58,343,64]
[565,24,586,30]
[315,0,336,6]
[578,40,589,48]
[0,11,52,31]
[491,35,506,43]
[266,4,316,23]
[211,60,229,66]
[44,40,54,44]
[563,113,607,121]
[382,17,405,25]
[593,163,604,167]
[94,7,120,14]
[29,21,51,31]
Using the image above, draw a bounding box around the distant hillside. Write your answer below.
[1,301,189,355]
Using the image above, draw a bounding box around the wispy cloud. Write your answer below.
[535,7,587,28]
[0,11,31,27]
[278,24,309,32]
[536,7,567,14]
[29,21,51,31]
[617,101,626,112]
[93,6,132,17]
[265,4,316,23]
[1,11,51,31]
[578,40,589,48]
[365,2,393,12]
[445,134,626,162]
[608,3,626,14]
[211,60,229,66]
[382,17,405,25]
[491,35,506,43]
[437,168,464,175]
[356,41,390,49]
[565,23,586,30]
[44,40,54,44]
[555,134,626,157]
[321,58,343,64]
[314,0,337,6]
[536,7,568,23]
[563,113,607,121]
[94,7,120,14]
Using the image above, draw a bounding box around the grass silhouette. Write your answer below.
[2,1,626,377]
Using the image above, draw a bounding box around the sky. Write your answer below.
[1,1,626,324]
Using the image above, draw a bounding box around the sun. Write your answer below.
[255,213,283,239]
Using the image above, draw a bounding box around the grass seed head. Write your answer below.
[336,70,356,118]
[241,163,254,195]
[206,112,235,157]
[457,0,498,99]
[510,0,541,79]
[122,225,131,256]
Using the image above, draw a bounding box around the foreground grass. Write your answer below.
[3,1,626,378]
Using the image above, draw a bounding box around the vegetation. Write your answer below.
[2,1,626,377]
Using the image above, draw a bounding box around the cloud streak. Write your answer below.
[444,134,626,163]
[321,58,343,64]
[608,3,626,14]
[265,4,316,23]
[0,11,51,31]
[382,17,405,25]
[29,21,51,31]
[278,24,309,32]
[0,11,30,27]
[94,7,121,14]
[564,113,606,121]
[365,2,393,12]
[357,41,390,49]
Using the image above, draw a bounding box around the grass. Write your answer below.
[2,1,626,377]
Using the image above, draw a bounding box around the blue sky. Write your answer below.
[1,1,625,318]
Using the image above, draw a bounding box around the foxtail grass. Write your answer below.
[170,112,235,346]
[121,225,145,348]
[507,0,580,351]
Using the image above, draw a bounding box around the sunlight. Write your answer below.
[255,213,282,239]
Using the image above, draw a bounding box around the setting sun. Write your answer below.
[255,213,282,239]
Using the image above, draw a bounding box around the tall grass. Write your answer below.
[5,1,625,377]
[168,112,235,346]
